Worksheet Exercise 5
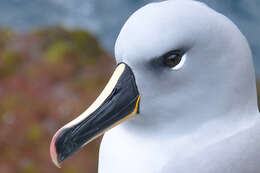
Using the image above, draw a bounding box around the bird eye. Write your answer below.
[163,53,186,70]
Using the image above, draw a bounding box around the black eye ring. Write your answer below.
[163,52,183,68]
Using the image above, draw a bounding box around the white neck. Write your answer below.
[100,109,259,173]
[120,78,259,144]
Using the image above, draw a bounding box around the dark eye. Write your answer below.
[163,52,185,70]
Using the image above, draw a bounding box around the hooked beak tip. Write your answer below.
[50,129,62,168]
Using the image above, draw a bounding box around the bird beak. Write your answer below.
[50,63,140,167]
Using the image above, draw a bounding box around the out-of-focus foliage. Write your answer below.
[0,27,114,173]
[0,50,24,78]
[39,28,103,67]
[0,29,12,48]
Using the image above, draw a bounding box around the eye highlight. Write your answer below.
[163,52,186,70]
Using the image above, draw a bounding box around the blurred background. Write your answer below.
[0,0,259,172]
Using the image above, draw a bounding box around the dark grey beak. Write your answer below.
[50,63,141,167]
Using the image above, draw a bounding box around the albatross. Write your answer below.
[50,0,260,172]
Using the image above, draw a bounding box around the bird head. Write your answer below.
[50,0,258,167]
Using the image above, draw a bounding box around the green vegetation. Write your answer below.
[45,41,72,64]
[0,29,12,48]
[62,167,78,173]
[38,27,103,67]
[26,124,43,144]
[0,49,23,78]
